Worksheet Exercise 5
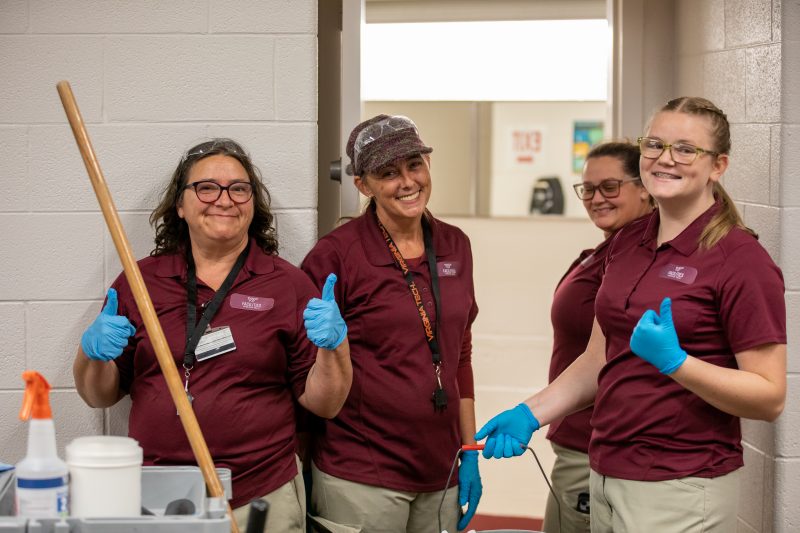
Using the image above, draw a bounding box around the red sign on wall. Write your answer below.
[512,129,543,164]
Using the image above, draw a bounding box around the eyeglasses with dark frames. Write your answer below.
[637,136,719,165]
[573,178,641,200]
[183,180,253,204]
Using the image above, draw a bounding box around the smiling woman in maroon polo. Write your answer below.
[301,115,481,532]
[543,141,653,533]
[72,138,352,533]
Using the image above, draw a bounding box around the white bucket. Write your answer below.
[66,436,143,517]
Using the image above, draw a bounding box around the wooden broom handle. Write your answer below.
[56,81,240,533]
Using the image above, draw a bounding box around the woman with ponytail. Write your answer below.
[476,97,786,532]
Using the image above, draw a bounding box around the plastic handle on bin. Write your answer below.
[245,499,269,533]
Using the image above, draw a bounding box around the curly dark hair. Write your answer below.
[149,138,278,256]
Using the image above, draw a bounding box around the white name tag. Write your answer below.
[194,326,236,362]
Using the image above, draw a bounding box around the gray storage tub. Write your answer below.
[0,466,234,532]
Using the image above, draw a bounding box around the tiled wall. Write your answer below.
[674,1,798,531]
[0,0,319,463]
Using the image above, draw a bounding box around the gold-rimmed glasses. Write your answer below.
[637,136,719,165]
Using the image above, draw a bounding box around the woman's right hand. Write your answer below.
[81,288,136,361]
[474,403,540,459]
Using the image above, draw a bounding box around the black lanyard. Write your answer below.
[375,211,447,411]
[183,242,250,368]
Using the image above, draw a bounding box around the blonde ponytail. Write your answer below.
[698,183,757,249]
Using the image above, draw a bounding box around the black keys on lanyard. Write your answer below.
[375,210,447,412]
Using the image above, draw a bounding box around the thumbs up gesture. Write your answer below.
[303,273,348,351]
[629,297,688,375]
[81,288,137,361]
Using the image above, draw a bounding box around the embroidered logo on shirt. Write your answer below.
[659,264,698,285]
[229,294,275,311]
[437,261,460,277]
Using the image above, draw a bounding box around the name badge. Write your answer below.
[230,293,274,312]
[194,326,236,362]
[659,264,698,285]
[437,261,460,277]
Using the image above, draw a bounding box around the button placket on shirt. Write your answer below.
[410,263,436,323]
[624,243,662,313]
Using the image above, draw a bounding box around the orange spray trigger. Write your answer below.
[20,371,53,421]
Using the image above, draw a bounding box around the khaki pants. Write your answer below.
[233,456,306,533]
[542,443,591,533]
[589,468,740,533]
[310,463,459,533]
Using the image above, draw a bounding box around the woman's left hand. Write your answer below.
[457,450,482,531]
[630,297,687,374]
[303,273,347,350]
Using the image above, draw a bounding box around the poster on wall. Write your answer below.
[572,121,604,173]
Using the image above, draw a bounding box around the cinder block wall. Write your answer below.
[674,1,799,531]
[0,0,318,462]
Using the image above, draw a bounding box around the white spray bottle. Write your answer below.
[15,371,69,518]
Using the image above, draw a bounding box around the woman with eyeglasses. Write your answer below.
[542,141,653,533]
[300,115,481,532]
[72,138,352,532]
[476,97,786,532]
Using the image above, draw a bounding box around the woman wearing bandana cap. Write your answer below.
[301,115,481,532]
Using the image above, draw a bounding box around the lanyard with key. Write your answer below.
[374,209,446,412]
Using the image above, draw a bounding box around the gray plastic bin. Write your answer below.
[0,517,25,533]
[0,471,13,518]
[0,466,233,532]
[34,517,230,532]
[141,466,232,517]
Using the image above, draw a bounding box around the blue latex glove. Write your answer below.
[630,297,688,375]
[81,288,136,361]
[474,403,539,459]
[457,450,482,531]
[303,273,347,350]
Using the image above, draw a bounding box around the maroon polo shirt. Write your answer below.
[590,203,786,481]
[546,236,611,453]
[301,209,478,492]
[112,239,318,508]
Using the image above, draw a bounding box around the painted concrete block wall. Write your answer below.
[674,0,797,531]
[0,0,318,463]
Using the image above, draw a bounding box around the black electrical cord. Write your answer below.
[437,446,562,533]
